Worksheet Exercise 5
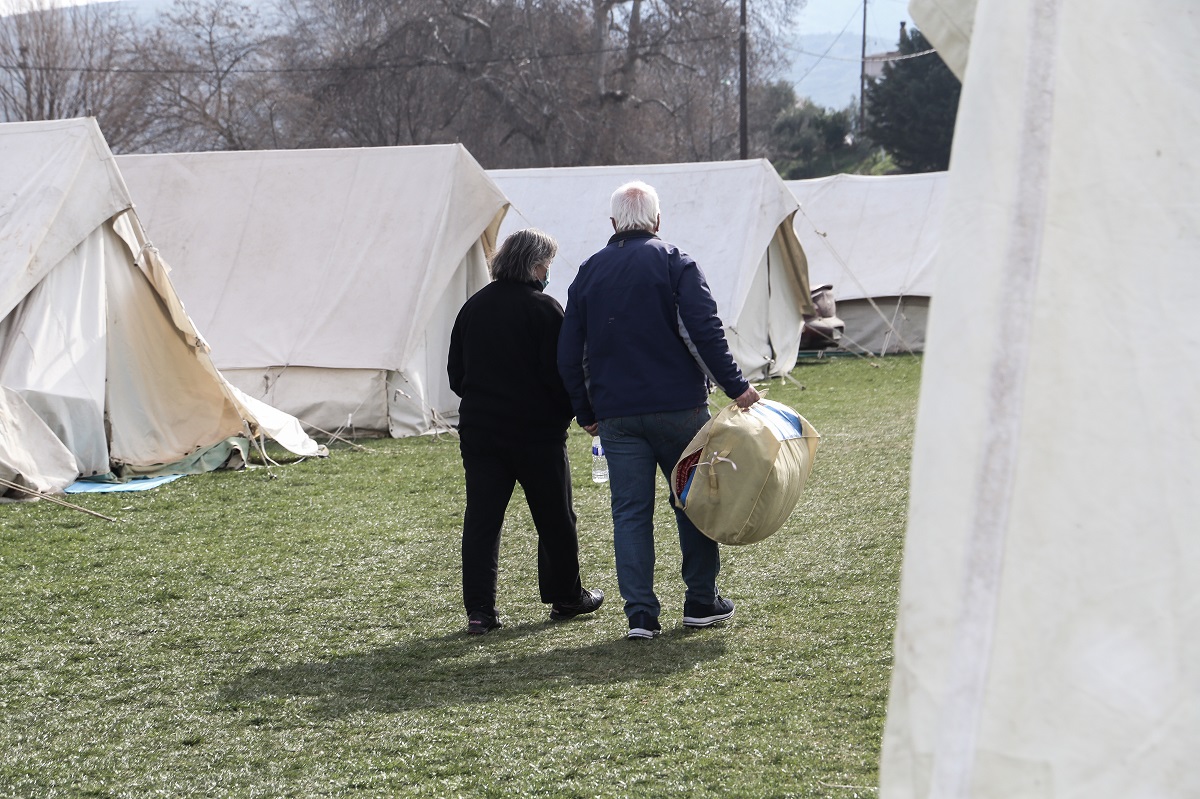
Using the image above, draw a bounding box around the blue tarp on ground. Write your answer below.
[65,474,185,493]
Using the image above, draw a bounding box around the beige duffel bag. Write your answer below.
[671,399,820,545]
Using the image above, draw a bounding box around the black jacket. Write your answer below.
[448,279,575,442]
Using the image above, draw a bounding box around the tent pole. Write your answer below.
[0,476,117,522]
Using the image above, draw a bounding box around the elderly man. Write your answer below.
[557,181,759,640]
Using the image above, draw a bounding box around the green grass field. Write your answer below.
[1,356,921,798]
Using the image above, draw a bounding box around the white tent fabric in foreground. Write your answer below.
[489,159,813,380]
[0,118,323,497]
[787,172,947,354]
[880,1,1200,797]
[117,145,509,437]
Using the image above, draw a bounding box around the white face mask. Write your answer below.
[540,276,550,289]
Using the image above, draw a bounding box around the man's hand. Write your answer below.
[582,422,599,435]
[734,385,760,410]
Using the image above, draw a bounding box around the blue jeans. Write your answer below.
[599,407,720,620]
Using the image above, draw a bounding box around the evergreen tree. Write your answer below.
[771,104,877,177]
[865,27,960,173]
[759,81,875,179]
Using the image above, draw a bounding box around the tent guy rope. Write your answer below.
[798,204,919,354]
[0,476,116,522]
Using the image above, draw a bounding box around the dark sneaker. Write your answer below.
[627,611,661,640]
[466,610,502,635]
[550,588,605,621]
[682,596,735,628]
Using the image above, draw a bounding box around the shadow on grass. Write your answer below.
[218,621,726,717]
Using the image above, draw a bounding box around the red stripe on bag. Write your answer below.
[674,449,703,498]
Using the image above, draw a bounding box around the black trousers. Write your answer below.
[459,432,583,615]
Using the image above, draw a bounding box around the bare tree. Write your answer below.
[267,0,799,165]
[0,0,151,152]
[273,1,474,149]
[131,0,288,151]
[591,0,737,163]
[586,0,797,164]
[421,0,596,165]
[0,0,801,162]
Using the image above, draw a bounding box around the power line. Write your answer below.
[789,1,863,87]
[790,45,937,65]
[0,29,936,78]
[0,31,734,76]
[866,48,936,62]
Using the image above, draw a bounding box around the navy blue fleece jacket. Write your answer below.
[556,230,750,426]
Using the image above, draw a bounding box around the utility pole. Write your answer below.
[739,0,748,159]
[858,0,867,133]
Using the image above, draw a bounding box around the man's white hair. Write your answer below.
[610,181,660,233]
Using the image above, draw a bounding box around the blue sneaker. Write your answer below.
[682,596,735,628]
[627,612,661,640]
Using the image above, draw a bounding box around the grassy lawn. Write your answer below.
[0,355,921,798]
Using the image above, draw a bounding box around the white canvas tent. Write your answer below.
[0,118,323,497]
[880,1,1200,797]
[489,159,813,380]
[117,145,510,438]
[786,172,947,354]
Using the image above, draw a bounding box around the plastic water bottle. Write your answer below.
[591,436,609,483]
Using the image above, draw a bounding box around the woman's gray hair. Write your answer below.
[489,228,558,283]
[610,180,660,232]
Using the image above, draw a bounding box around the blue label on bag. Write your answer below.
[751,401,805,441]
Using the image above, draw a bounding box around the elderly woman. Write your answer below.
[447,228,604,635]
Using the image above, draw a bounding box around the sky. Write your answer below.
[0,0,116,13]
[781,0,916,107]
[793,0,914,39]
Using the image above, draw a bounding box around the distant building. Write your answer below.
[864,21,907,80]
